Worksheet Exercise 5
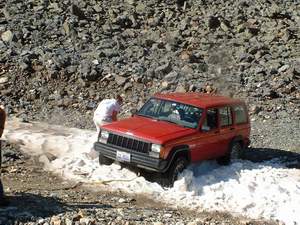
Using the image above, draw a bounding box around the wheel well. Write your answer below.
[171,145,190,159]
[231,136,244,149]
[237,140,244,148]
[164,145,190,172]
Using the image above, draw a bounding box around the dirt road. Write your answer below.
[1,142,275,225]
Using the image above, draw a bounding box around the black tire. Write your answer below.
[99,154,114,166]
[159,157,188,187]
[230,142,243,160]
[217,142,243,165]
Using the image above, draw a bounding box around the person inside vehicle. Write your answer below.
[0,105,9,206]
[168,103,181,121]
[93,94,123,133]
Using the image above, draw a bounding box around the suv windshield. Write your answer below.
[137,98,203,129]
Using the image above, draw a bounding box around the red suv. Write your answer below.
[94,93,250,186]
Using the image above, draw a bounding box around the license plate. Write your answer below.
[116,151,131,162]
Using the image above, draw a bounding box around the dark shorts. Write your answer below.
[0,179,3,198]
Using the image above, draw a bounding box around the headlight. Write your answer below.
[150,144,162,158]
[99,130,109,143]
[151,144,162,153]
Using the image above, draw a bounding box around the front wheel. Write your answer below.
[99,154,114,166]
[158,157,188,187]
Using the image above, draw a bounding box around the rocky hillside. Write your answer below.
[0,0,299,128]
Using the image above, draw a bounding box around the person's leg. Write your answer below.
[90,118,103,159]
[0,141,3,199]
[0,179,3,199]
[93,116,101,133]
[89,119,109,159]
[0,179,9,207]
[0,141,9,207]
[94,118,110,133]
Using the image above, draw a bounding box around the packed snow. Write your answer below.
[3,119,300,225]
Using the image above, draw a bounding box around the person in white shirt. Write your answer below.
[93,94,123,133]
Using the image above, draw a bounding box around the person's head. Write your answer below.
[116,94,123,105]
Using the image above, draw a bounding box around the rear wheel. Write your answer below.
[230,142,243,160]
[217,142,243,165]
[159,157,188,187]
[99,154,114,166]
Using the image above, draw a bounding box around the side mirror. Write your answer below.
[130,109,137,117]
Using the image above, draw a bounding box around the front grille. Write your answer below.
[107,133,151,154]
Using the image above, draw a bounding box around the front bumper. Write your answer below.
[94,142,168,172]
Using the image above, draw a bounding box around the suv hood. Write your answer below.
[102,115,196,144]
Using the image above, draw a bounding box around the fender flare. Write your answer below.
[162,145,190,173]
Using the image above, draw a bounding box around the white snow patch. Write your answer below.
[3,119,300,225]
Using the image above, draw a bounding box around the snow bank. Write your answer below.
[3,120,300,225]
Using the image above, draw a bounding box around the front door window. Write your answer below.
[202,108,218,131]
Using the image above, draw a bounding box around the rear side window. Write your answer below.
[233,105,247,124]
[219,107,232,127]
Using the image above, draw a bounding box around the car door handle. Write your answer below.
[230,127,235,130]
[214,130,220,134]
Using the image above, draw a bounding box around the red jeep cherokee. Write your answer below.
[94,93,250,186]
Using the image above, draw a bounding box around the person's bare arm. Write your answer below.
[112,111,118,121]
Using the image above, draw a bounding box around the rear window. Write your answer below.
[233,105,247,124]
